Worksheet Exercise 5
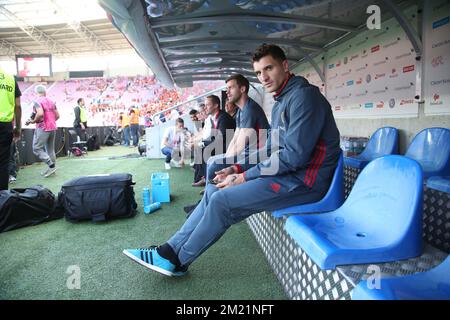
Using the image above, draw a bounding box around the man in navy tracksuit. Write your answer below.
[123,44,341,276]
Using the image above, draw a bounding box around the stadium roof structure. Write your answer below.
[97,0,419,88]
[0,0,134,59]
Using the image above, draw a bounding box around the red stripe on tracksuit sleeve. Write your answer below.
[304,140,326,187]
[304,143,321,186]
[309,145,326,187]
[234,164,243,174]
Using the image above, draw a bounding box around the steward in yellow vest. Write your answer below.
[0,67,22,190]
[74,98,88,140]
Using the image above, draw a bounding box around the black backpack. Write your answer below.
[0,186,63,233]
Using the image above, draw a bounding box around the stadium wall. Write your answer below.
[258,2,450,154]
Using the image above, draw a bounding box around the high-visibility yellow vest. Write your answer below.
[120,114,130,128]
[79,107,87,123]
[0,68,16,122]
[129,108,139,124]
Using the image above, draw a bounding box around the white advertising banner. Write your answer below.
[295,55,326,96]
[424,0,450,115]
[327,6,419,118]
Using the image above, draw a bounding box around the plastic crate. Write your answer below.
[151,172,170,203]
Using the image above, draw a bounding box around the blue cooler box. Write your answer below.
[151,172,170,203]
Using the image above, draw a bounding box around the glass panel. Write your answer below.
[142,0,413,85]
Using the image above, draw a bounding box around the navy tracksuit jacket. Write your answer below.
[238,75,341,193]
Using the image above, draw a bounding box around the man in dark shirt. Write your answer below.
[224,99,238,121]
[206,74,269,182]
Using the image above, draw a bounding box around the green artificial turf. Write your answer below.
[0,146,287,300]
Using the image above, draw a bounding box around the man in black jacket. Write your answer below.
[192,95,235,186]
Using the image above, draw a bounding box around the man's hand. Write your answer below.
[213,166,235,183]
[216,173,245,189]
[13,127,21,142]
[81,123,85,130]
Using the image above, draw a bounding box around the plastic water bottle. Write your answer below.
[143,188,151,207]
[144,202,161,214]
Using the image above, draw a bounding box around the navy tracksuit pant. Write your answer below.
[167,176,324,266]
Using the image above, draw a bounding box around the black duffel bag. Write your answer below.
[58,173,137,223]
[87,134,100,151]
[0,185,63,233]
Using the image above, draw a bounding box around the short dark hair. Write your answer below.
[206,95,220,107]
[77,98,84,104]
[252,43,287,63]
[189,109,198,115]
[226,74,249,94]
[176,117,184,125]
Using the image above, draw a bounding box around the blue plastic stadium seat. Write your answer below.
[426,176,450,194]
[285,155,423,270]
[272,153,344,218]
[344,127,398,169]
[405,127,450,178]
[352,256,450,300]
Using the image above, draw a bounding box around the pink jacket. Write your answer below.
[35,96,57,131]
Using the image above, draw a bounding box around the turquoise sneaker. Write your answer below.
[123,246,187,277]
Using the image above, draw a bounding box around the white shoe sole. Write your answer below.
[44,168,57,177]
[122,250,174,276]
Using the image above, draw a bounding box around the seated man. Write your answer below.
[160,118,188,170]
[189,95,236,186]
[187,108,203,170]
[189,109,203,134]
[123,44,341,276]
[206,74,270,183]
[225,98,238,121]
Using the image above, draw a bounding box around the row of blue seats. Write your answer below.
[275,127,449,218]
[343,127,449,253]
[344,127,450,179]
[271,127,450,300]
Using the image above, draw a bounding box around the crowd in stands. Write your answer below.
[18,76,223,128]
